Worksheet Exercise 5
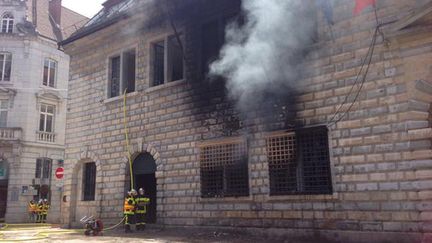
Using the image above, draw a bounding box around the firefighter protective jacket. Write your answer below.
[123,196,136,214]
[28,202,37,213]
[135,195,150,214]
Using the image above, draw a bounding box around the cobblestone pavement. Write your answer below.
[0,224,306,243]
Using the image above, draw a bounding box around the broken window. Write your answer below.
[1,13,13,33]
[0,53,11,81]
[43,59,57,87]
[267,126,332,195]
[201,14,243,76]
[83,162,96,201]
[108,49,136,98]
[201,20,221,75]
[151,34,184,87]
[200,139,249,198]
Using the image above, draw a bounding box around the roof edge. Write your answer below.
[59,13,128,46]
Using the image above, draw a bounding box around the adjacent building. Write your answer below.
[60,0,432,242]
[0,0,87,222]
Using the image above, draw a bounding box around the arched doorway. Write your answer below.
[132,153,157,223]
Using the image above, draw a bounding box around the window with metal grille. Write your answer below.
[200,139,249,198]
[35,158,52,179]
[151,34,184,87]
[83,162,96,201]
[43,59,57,87]
[0,52,12,81]
[267,126,332,195]
[1,13,13,33]
[108,49,136,98]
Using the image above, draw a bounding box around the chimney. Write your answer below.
[102,0,125,10]
[49,0,62,25]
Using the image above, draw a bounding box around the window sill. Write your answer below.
[0,81,13,86]
[146,79,186,93]
[40,85,57,89]
[198,195,253,203]
[264,192,339,202]
[103,91,139,104]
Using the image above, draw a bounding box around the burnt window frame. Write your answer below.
[199,138,249,198]
[200,12,244,78]
[82,162,96,201]
[266,126,333,196]
[107,48,136,98]
[149,33,185,87]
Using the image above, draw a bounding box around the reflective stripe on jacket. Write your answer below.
[123,196,136,214]
[135,196,150,214]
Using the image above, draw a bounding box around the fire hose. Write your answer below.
[0,216,126,241]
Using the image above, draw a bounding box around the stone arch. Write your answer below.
[122,142,162,171]
[67,149,103,227]
[122,141,162,224]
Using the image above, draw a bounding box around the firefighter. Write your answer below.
[123,189,137,233]
[27,200,37,223]
[36,199,43,223]
[41,199,50,223]
[135,188,150,231]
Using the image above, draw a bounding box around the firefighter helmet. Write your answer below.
[130,189,137,196]
[138,188,144,195]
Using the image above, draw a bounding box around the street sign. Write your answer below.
[55,167,64,179]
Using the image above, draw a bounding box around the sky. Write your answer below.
[62,0,106,18]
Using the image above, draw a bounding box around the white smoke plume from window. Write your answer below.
[210,0,317,112]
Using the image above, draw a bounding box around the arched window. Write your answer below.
[1,13,14,33]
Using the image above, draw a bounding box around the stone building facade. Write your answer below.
[61,0,432,242]
[0,0,87,222]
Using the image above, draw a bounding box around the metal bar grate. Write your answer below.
[297,127,333,194]
[267,126,332,195]
[200,140,249,198]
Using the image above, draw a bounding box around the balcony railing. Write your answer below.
[0,128,22,141]
[36,131,56,143]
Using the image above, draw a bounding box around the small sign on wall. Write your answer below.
[22,186,38,196]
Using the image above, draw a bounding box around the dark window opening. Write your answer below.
[0,53,12,81]
[153,41,165,86]
[123,50,136,93]
[201,20,221,76]
[201,13,243,77]
[108,49,136,98]
[200,140,249,198]
[83,162,96,201]
[35,158,52,179]
[168,35,184,82]
[151,34,184,87]
[109,56,121,98]
[267,126,332,195]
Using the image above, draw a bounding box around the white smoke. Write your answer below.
[210,0,316,111]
